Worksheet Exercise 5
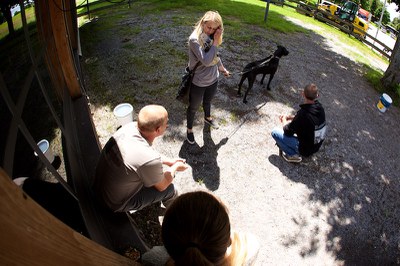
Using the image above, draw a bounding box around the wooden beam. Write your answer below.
[35,0,66,98]
[65,0,78,50]
[48,0,82,98]
[0,168,138,265]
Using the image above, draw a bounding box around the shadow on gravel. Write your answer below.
[130,203,165,247]
[269,140,400,264]
[178,124,227,191]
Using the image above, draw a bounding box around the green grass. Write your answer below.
[365,67,400,106]
[76,0,117,15]
[79,0,309,34]
[0,6,36,40]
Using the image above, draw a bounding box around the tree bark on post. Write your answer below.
[48,0,82,98]
[381,37,400,88]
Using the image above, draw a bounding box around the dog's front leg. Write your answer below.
[237,76,246,96]
[266,73,275,90]
[243,78,255,104]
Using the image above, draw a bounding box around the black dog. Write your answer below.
[237,45,289,103]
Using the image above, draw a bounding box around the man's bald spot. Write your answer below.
[138,105,168,132]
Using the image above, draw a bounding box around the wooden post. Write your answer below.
[47,0,82,98]
[35,0,66,99]
[65,0,78,50]
[0,168,138,265]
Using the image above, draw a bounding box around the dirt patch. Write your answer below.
[80,7,400,265]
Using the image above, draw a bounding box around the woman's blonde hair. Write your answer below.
[224,232,250,265]
[191,10,224,47]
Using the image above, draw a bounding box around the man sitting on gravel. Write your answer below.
[271,83,326,163]
[93,104,188,212]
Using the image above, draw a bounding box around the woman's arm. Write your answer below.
[189,37,218,66]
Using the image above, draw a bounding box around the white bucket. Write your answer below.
[377,93,393,113]
[113,103,134,126]
[34,139,55,163]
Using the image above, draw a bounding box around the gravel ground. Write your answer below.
[80,7,400,265]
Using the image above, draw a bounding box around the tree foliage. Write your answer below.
[370,0,379,15]
[391,17,400,30]
[359,0,371,10]
[375,7,391,24]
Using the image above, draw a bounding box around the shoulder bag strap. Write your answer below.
[190,61,201,74]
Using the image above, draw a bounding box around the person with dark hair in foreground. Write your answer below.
[142,191,259,265]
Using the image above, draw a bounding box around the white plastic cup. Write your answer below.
[34,139,55,163]
[377,93,392,113]
[113,103,134,126]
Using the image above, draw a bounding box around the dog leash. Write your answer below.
[226,56,275,77]
[227,101,268,139]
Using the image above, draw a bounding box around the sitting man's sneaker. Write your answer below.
[204,117,219,129]
[282,153,302,163]
[186,131,195,144]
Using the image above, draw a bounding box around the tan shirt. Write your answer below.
[94,122,163,212]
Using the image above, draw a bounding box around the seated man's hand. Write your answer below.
[173,161,188,172]
[163,158,185,166]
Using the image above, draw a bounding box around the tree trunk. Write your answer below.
[0,6,14,35]
[381,37,400,88]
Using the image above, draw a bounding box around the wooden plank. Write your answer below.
[65,0,78,50]
[0,168,137,266]
[35,0,66,99]
[48,0,82,98]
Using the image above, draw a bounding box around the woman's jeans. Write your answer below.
[271,127,299,156]
[187,81,218,129]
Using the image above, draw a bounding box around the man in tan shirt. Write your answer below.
[93,105,188,212]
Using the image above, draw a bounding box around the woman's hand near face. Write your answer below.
[213,28,223,46]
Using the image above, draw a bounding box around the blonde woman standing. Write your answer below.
[186,11,230,145]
